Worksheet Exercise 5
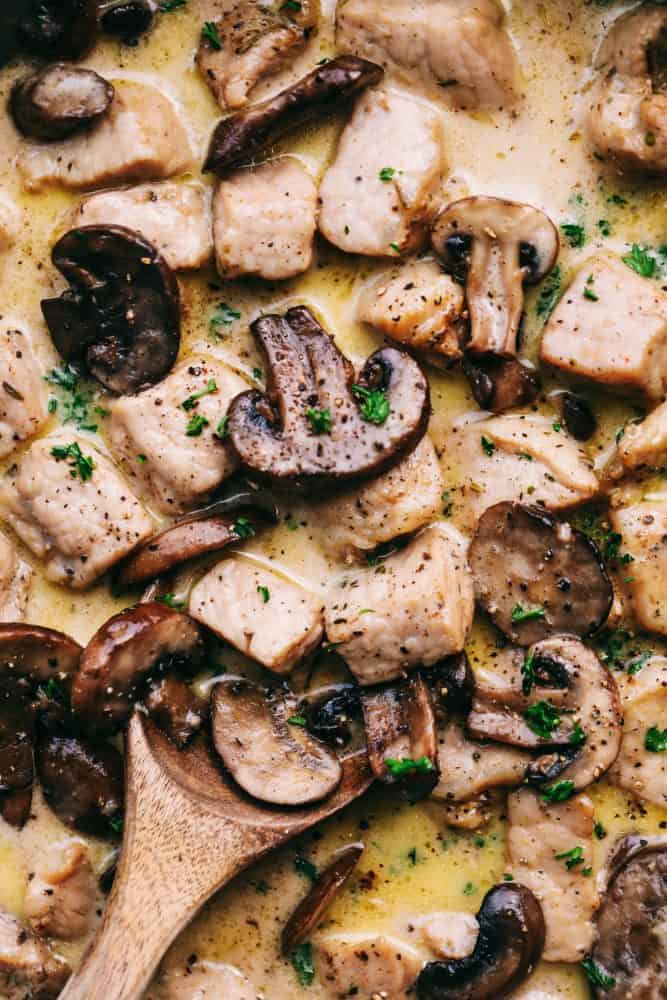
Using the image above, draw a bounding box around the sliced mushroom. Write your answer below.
[227,306,429,486]
[41,225,180,395]
[463,354,539,414]
[0,910,70,999]
[432,197,559,356]
[0,696,35,829]
[211,678,342,806]
[115,482,279,587]
[424,652,475,719]
[203,55,383,174]
[416,883,545,1000]
[25,840,96,941]
[560,392,597,442]
[591,835,667,997]
[0,623,82,687]
[16,0,98,61]
[469,502,612,644]
[72,602,204,734]
[360,673,439,801]
[299,683,361,748]
[10,64,114,142]
[35,727,123,836]
[281,842,363,953]
[144,675,208,750]
[98,0,156,42]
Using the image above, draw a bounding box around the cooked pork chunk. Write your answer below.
[336,0,521,109]
[213,159,317,280]
[610,496,667,634]
[20,82,194,192]
[313,435,444,562]
[507,788,598,963]
[156,959,257,999]
[432,719,528,803]
[412,911,479,960]
[318,88,444,257]
[189,559,324,674]
[607,399,667,479]
[540,253,667,399]
[25,841,96,941]
[446,413,599,532]
[109,357,247,514]
[0,532,31,623]
[0,191,20,255]
[315,933,423,998]
[73,183,212,271]
[324,523,474,686]
[0,910,69,1000]
[196,0,317,110]
[0,435,153,589]
[0,328,48,459]
[611,656,667,808]
[357,260,465,363]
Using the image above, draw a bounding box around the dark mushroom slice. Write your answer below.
[203,55,383,175]
[424,651,475,719]
[97,0,155,42]
[227,306,430,487]
[72,603,204,735]
[432,197,559,357]
[0,696,35,829]
[469,502,612,645]
[0,623,82,688]
[211,678,342,806]
[416,883,545,1000]
[282,842,364,954]
[463,354,539,414]
[10,64,114,142]
[115,484,279,587]
[560,392,597,442]
[299,683,361,748]
[143,675,208,750]
[591,835,667,998]
[35,727,123,836]
[41,225,180,395]
[360,673,439,801]
[16,0,98,61]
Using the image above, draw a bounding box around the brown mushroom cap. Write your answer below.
[0,696,35,829]
[463,354,539,414]
[10,63,114,142]
[469,502,612,644]
[416,883,545,1000]
[227,306,430,487]
[72,603,204,734]
[432,197,559,357]
[281,843,364,954]
[299,683,362,748]
[203,55,383,175]
[360,673,439,801]
[98,0,156,42]
[16,0,98,62]
[591,835,667,998]
[41,225,180,395]
[0,623,82,688]
[211,677,343,806]
[144,675,208,750]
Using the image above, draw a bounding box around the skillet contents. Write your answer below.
[0,0,665,997]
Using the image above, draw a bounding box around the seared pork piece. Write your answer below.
[447,413,599,532]
[156,960,257,999]
[213,159,317,280]
[588,4,667,174]
[313,436,443,562]
[540,253,667,399]
[20,82,194,192]
[0,910,70,999]
[432,719,528,803]
[0,435,153,589]
[611,657,667,807]
[0,328,47,459]
[315,933,423,998]
[74,183,212,271]
[412,911,479,960]
[190,559,323,673]
[610,496,667,634]
[507,788,598,963]
[336,0,521,109]
[25,841,96,941]
[0,532,31,623]
[0,192,20,255]
[196,0,318,111]
[357,260,465,363]
[318,88,444,257]
[109,357,247,514]
[325,524,474,686]
[607,398,667,479]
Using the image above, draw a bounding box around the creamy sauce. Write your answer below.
[0,0,666,996]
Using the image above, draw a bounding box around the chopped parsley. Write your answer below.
[288,715,306,727]
[45,364,77,392]
[352,385,390,425]
[186,413,210,436]
[234,516,255,539]
[570,721,586,747]
[561,223,585,248]
[581,957,616,990]
[214,415,229,439]
[291,942,315,987]
[252,367,263,381]
[555,845,585,870]
[594,821,607,840]
[385,756,434,778]
[462,882,476,896]
[645,726,667,753]
[45,364,99,432]
[282,0,302,10]
[407,846,418,866]
[583,285,599,302]
[181,378,218,411]
[389,242,401,254]
[511,603,545,624]
[201,20,222,49]
[159,0,186,10]
[257,585,270,603]
[481,435,495,456]
[598,219,611,237]
[209,302,241,337]
[521,651,535,695]
[295,856,317,881]
[50,442,95,481]
[379,166,395,182]
[536,265,561,320]
[541,779,574,803]
[39,677,69,705]
[627,651,651,675]
[524,700,561,739]
[157,593,185,610]
[622,243,656,278]
[109,815,123,834]
[306,407,332,434]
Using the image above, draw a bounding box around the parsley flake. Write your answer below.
[541,779,574,803]
[234,517,255,539]
[582,957,616,990]
[379,166,395,182]
[291,943,315,987]
[306,407,332,434]
[186,413,210,436]
[50,442,95,481]
[524,700,561,739]
[182,378,218,411]
[645,726,667,752]
[257,585,270,603]
[352,385,390,425]
[561,223,585,248]
[622,243,656,278]
[201,20,222,49]
[385,756,434,778]
[511,603,546,624]
[481,435,495,456]
[555,845,585,870]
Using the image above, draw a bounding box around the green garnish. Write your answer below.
[555,845,585,870]
[536,265,561,319]
[541,780,574,803]
[287,715,306,727]
[214,415,229,439]
[561,223,585,248]
[157,593,185,610]
[481,435,495,456]
[581,957,616,989]
[306,407,332,434]
[379,166,395,182]
[583,286,599,302]
[622,243,656,278]
[50,442,95,481]
[645,726,667,752]
[186,413,210,436]
[159,0,187,10]
[182,378,218,411]
[511,603,545,624]
[385,756,434,778]
[257,585,270,603]
[352,385,390,425]
[201,21,222,49]
[524,700,561,739]
[570,721,586,747]
[295,856,317,881]
[594,821,607,840]
[291,942,315,986]
[109,815,123,834]
[521,652,535,695]
[234,517,255,539]
[209,302,241,337]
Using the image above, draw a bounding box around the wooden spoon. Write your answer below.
[61,711,372,1000]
